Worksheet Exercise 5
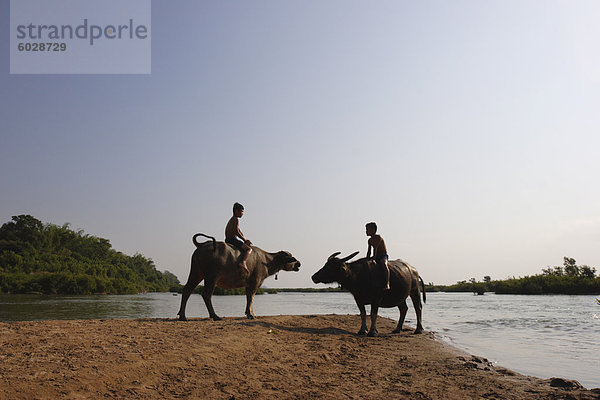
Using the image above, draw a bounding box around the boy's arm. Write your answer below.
[230,218,244,240]
[237,224,251,244]
[366,243,372,258]
[236,224,245,241]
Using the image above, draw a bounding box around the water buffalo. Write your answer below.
[312,252,425,336]
[177,233,301,321]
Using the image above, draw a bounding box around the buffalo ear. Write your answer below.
[328,252,341,260]
[340,251,359,263]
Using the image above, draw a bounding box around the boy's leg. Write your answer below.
[238,243,252,275]
[379,258,390,290]
[227,237,250,276]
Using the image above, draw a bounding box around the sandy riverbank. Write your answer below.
[0,315,597,399]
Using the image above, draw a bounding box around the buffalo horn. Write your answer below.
[328,252,341,260]
[339,251,359,263]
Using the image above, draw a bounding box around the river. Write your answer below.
[1,291,598,389]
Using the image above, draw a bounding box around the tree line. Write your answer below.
[427,257,599,295]
[168,285,344,295]
[0,215,180,295]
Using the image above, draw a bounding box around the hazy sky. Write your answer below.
[2,0,599,286]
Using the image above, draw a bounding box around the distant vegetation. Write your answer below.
[170,285,278,295]
[426,257,599,295]
[0,215,180,295]
[274,287,344,293]
[7,214,593,297]
[169,285,343,296]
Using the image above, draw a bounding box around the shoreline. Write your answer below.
[0,315,598,399]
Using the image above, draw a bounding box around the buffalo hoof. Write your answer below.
[392,328,401,334]
[357,329,367,336]
[413,327,423,334]
[178,315,187,321]
[246,314,255,320]
[367,330,378,337]
[211,315,222,321]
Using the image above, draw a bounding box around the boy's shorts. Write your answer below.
[225,236,245,250]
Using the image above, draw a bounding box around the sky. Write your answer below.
[1,0,600,287]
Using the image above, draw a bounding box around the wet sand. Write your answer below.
[0,315,597,399]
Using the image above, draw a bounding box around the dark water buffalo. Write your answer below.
[177,233,300,321]
[312,252,425,336]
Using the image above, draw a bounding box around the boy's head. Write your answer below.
[233,202,244,217]
[365,222,377,236]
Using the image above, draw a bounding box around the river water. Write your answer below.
[1,291,598,389]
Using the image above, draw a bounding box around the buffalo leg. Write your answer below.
[392,300,409,333]
[245,273,261,319]
[201,277,222,321]
[355,300,368,335]
[367,303,379,337]
[245,287,258,319]
[177,271,203,321]
[410,290,424,334]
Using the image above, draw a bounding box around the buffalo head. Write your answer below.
[312,251,359,284]
[269,251,301,272]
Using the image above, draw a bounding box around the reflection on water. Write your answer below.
[0,292,599,388]
[0,294,162,321]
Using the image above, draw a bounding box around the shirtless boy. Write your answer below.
[225,202,252,275]
[366,222,390,290]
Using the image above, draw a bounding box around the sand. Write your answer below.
[0,315,598,399]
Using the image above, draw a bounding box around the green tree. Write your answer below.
[564,257,580,277]
[580,265,596,278]
[0,215,180,295]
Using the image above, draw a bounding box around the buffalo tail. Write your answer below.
[419,276,426,304]
[192,233,216,251]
